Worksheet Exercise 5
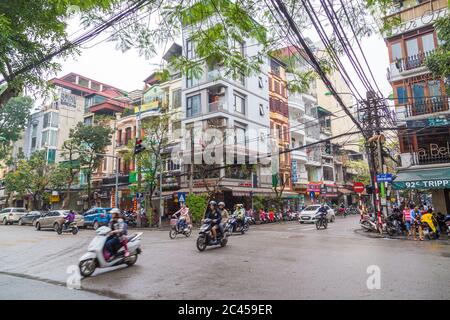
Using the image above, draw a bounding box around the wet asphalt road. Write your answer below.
[0,216,449,300]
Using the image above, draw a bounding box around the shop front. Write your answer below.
[306,182,321,205]
[392,167,450,213]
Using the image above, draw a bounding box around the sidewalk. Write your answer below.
[354,228,450,242]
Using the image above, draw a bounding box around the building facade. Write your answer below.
[383,0,449,213]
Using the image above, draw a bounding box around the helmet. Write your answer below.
[110,208,121,214]
[209,201,217,206]
[218,202,225,207]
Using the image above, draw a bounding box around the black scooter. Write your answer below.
[196,218,228,252]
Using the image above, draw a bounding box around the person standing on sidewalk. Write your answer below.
[403,204,412,238]
[411,206,424,241]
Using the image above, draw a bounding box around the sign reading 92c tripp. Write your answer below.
[392,179,450,190]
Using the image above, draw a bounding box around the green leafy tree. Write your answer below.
[0,95,33,159]
[59,139,81,209]
[4,159,32,207]
[186,193,208,224]
[68,122,113,206]
[0,0,118,106]
[346,160,370,185]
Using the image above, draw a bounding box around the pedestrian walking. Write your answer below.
[403,204,412,237]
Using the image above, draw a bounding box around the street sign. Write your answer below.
[177,192,186,203]
[377,173,393,183]
[309,191,315,199]
[353,182,365,193]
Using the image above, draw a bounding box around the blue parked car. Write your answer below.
[82,207,112,230]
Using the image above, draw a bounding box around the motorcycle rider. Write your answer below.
[205,201,222,243]
[64,210,76,230]
[218,202,229,235]
[105,208,129,260]
[338,203,345,216]
[173,202,190,232]
[234,204,246,230]
[317,203,328,222]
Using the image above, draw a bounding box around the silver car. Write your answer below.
[35,210,84,231]
[299,205,335,224]
[0,207,28,225]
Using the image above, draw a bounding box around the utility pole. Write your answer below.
[136,101,142,227]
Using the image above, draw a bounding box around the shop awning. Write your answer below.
[392,167,450,190]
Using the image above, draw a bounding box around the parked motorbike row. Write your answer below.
[259,210,299,223]
[360,211,450,240]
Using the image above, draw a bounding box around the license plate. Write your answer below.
[302,216,310,220]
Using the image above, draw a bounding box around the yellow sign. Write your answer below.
[51,195,60,203]
[134,100,160,113]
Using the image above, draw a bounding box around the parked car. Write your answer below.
[82,207,112,230]
[35,210,84,231]
[0,207,28,225]
[299,205,335,224]
[18,211,46,226]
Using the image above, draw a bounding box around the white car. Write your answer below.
[299,205,335,224]
[0,207,28,225]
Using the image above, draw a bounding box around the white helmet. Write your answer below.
[110,208,121,214]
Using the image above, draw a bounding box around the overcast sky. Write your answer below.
[55,15,392,97]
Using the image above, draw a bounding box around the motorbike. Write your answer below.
[169,218,192,239]
[78,226,143,277]
[227,214,249,234]
[57,220,78,235]
[385,213,405,236]
[196,218,228,251]
[123,212,137,228]
[445,214,450,237]
[315,213,328,230]
[421,213,440,240]
[360,214,380,233]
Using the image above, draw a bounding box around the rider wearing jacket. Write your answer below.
[205,201,222,242]
[64,210,76,229]
[218,202,229,235]
[105,209,129,260]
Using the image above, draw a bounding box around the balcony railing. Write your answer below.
[384,0,448,23]
[411,152,450,166]
[394,50,435,72]
[405,96,449,117]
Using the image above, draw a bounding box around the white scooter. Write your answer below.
[79,226,143,277]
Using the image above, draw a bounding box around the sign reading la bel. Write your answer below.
[385,7,448,38]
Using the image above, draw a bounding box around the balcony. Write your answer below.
[269,98,288,117]
[401,152,450,167]
[404,96,449,117]
[383,0,448,25]
[208,100,226,113]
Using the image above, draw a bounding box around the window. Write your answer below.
[391,42,403,61]
[258,76,263,88]
[428,80,441,99]
[47,149,56,164]
[167,159,180,171]
[117,129,122,145]
[49,130,57,147]
[172,89,181,108]
[31,124,37,149]
[234,93,245,114]
[186,69,199,88]
[235,126,246,147]
[232,39,244,56]
[43,113,50,128]
[396,86,408,105]
[186,94,201,117]
[172,121,181,139]
[406,38,419,57]
[259,104,265,116]
[78,77,89,88]
[186,39,195,59]
[422,33,435,53]
[268,79,272,91]
[125,127,132,145]
[277,124,282,140]
[84,116,93,125]
[41,131,47,147]
[50,113,58,127]
[274,81,280,94]
[103,158,107,171]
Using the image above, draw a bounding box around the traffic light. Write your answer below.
[324,141,331,154]
[134,138,145,155]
